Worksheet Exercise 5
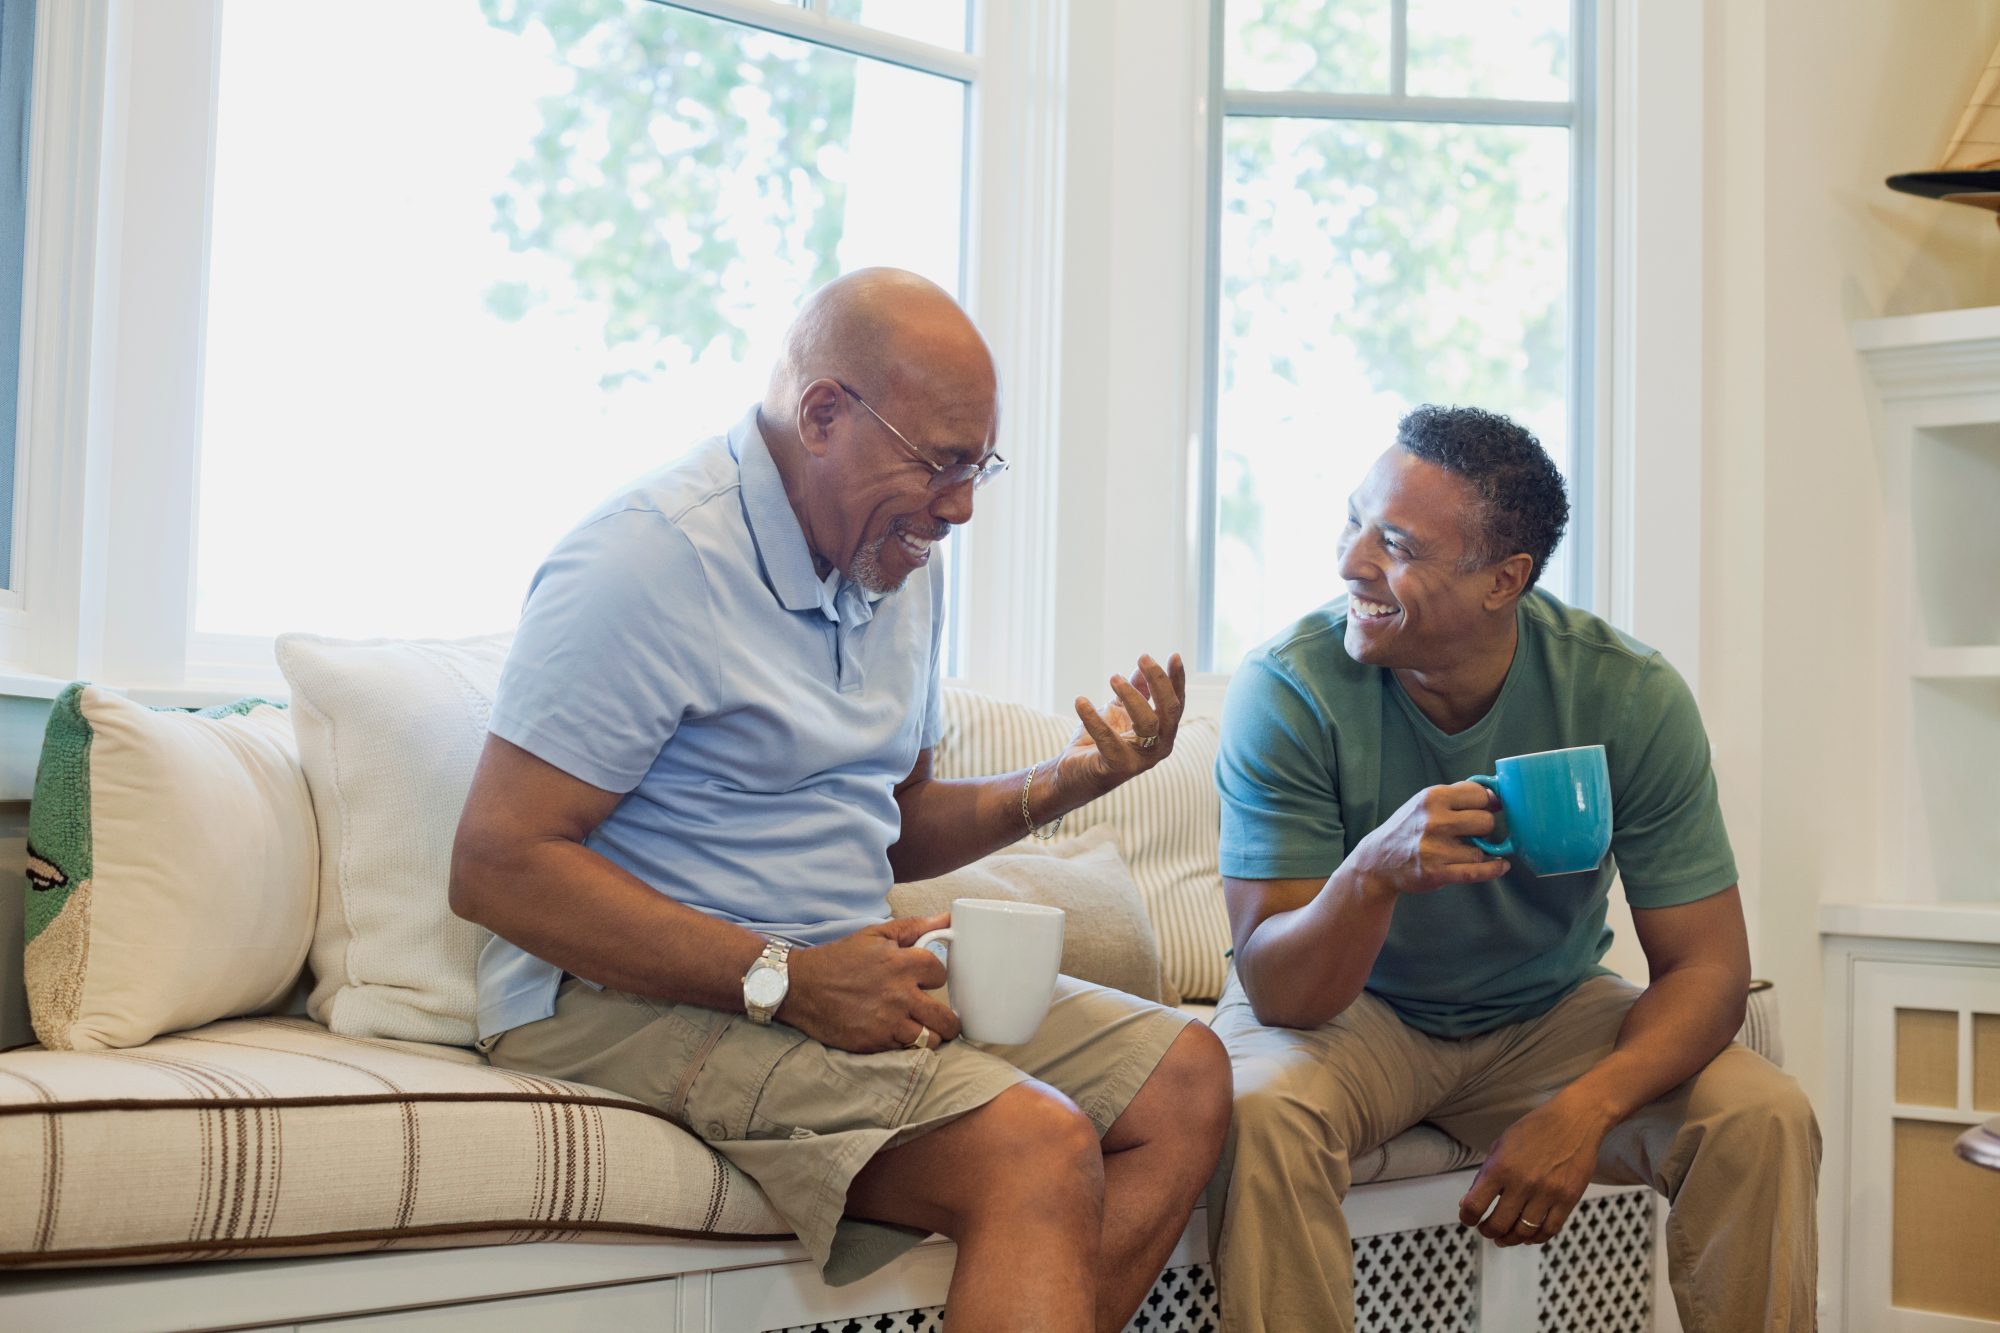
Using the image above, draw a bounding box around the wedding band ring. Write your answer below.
[907,1026,933,1051]
[1135,734,1159,749]
[1519,1217,1543,1230]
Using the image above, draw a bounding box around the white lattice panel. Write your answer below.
[1536,1190,1654,1333]
[1353,1223,1480,1333]
[768,1307,943,1333]
[765,1263,1218,1333]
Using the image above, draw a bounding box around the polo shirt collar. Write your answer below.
[733,406,827,614]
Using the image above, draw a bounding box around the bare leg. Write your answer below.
[1092,1023,1234,1332]
[846,1081,1105,1333]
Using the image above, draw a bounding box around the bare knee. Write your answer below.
[1184,1023,1236,1130]
[953,1082,1103,1216]
[1162,1023,1235,1154]
[1108,1022,1232,1156]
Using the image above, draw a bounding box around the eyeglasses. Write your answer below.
[837,382,1008,492]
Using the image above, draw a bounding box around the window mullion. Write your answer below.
[1223,89,1572,127]
[657,0,977,81]
[1390,0,1408,98]
[1195,0,1225,672]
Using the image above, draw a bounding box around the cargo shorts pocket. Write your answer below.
[681,1017,811,1143]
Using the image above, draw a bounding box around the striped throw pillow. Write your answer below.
[935,688,1233,1001]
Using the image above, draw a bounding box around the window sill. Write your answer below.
[0,669,70,702]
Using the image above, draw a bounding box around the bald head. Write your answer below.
[763,268,996,429]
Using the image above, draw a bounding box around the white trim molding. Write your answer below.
[1605,0,1704,686]
[957,0,1070,708]
[1,0,113,677]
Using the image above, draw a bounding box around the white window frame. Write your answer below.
[1194,0,1603,674]
[6,0,1070,702]
[3,0,1702,716]
[1021,0,1702,719]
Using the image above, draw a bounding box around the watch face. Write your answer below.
[744,966,787,1009]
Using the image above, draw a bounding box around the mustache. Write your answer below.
[895,522,951,542]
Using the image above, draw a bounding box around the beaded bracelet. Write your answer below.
[1020,758,1064,841]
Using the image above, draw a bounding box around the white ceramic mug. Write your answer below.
[913,899,1065,1045]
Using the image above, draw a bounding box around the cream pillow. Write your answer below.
[23,685,317,1051]
[890,828,1173,1006]
[276,633,511,1045]
[935,688,1234,1000]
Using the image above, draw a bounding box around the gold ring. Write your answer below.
[1519,1217,1543,1230]
[1135,734,1159,749]
[907,1027,933,1051]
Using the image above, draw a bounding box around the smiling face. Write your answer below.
[767,269,1001,593]
[1337,448,1518,670]
[805,368,997,595]
[837,377,997,594]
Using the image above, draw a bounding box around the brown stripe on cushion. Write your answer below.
[185,1031,417,1241]
[559,1098,580,1229]
[0,1218,797,1269]
[587,1103,608,1229]
[101,1051,227,1244]
[0,1091,683,1119]
[118,1052,277,1247]
[0,1067,62,1251]
[182,1033,405,1093]
[701,1151,730,1233]
[494,1068,568,1242]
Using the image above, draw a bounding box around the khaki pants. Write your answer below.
[1208,973,1820,1333]
[490,975,1190,1286]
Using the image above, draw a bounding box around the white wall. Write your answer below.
[1701,0,2000,1107]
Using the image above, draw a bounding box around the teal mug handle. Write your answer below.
[1467,773,1513,857]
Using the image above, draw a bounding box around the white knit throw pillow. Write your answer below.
[276,633,511,1045]
[935,687,1234,1001]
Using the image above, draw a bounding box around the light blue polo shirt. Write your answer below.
[475,406,945,1041]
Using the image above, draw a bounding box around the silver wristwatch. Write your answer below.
[742,938,794,1025]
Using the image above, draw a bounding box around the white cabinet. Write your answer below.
[1853,307,2000,905]
[1823,912,2000,1333]
[310,1278,678,1332]
[709,1239,959,1331]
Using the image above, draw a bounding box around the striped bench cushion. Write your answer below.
[937,688,1235,1001]
[0,1017,789,1268]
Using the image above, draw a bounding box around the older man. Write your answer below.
[1208,406,1818,1332]
[450,269,1229,1333]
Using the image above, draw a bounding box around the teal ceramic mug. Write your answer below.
[1468,744,1612,877]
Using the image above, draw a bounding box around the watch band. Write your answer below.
[743,938,793,1025]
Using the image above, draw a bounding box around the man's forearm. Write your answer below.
[887,763,1106,882]
[1551,962,1749,1129]
[451,838,766,1011]
[1235,866,1397,1029]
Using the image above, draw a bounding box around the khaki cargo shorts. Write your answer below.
[487,975,1192,1285]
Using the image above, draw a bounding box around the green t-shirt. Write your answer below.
[1216,590,1736,1038]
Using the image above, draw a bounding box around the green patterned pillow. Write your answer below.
[25,685,318,1050]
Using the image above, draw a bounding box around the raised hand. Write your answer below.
[1351,780,1510,897]
[1059,652,1187,794]
[781,914,962,1054]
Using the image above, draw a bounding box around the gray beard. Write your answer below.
[848,531,908,595]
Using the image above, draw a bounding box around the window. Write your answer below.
[193,0,973,654]
[1201,0,1597,670]
[0,0,34,598]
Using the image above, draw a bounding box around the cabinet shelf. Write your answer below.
[1913,646,2000,679]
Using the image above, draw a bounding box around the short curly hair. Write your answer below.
[1395,404,1570,592]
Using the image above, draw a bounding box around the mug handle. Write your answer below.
[913,928,954,967]
[1466,773,1514,858]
